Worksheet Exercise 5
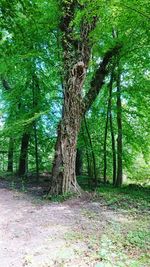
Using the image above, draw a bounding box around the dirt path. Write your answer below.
[0,185,145,267]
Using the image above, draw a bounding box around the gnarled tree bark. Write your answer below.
[48,1,122,195]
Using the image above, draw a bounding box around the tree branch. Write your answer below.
[82,44,122,113]
[122,4,150,20]
[1,78,11,91]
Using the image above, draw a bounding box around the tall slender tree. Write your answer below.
[84,117,97,187]
[103,65,117,185]
[116,61,123,186]
[109,67,117,185]
[1,78,14,172]
[18,130,30,176]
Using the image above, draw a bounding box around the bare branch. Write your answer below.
[122,4,150,20]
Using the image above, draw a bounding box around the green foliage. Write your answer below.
[0,2,149,266]
[45,192,75,202]
[127,230,150,249]
[0,0,149,184]
[97,185,150,211]
[95,212,150,267]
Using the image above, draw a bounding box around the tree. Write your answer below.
[7,137,14,172]
[75,148,83,176]
[0,0,149,192]
[115,60,123,186]
[84,116,97,187]
[48,1,121,195]
[103,64,117,185]
[1,78,14,172]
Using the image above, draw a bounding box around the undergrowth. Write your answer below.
[97,184,150,212]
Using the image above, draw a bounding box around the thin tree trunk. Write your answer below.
[7,137,14,172]
[110,111,117,185]
[33,122,39,181]
[81,125,92,186]
[76,148,82,176]
[18,132,30,176]
[116,64,123,186]
[3,152,5,171]
[108,69,117,185]
[32,74,40,182]
[1,79,14,173]
[84,117,97,187]
[103,67,115,184]
[103,102,109,184]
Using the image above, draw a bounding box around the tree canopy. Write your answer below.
[0,0,149,191]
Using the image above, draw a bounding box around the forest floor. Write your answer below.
[0,177,150,267]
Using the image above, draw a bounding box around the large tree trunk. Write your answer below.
[48,1,91,195]
[49,49,121,194]
[49,61,86,195]
[50,126,79,195]
[116,64,123,186]
[18,132,30,176]
[48,0,122,195]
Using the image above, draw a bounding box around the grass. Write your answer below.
[95,216,150,267]
[45,192,76,202]
[0,173,149,266]
[94,185,150,266]
[77,176,150,266]
[97,184,150,212]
